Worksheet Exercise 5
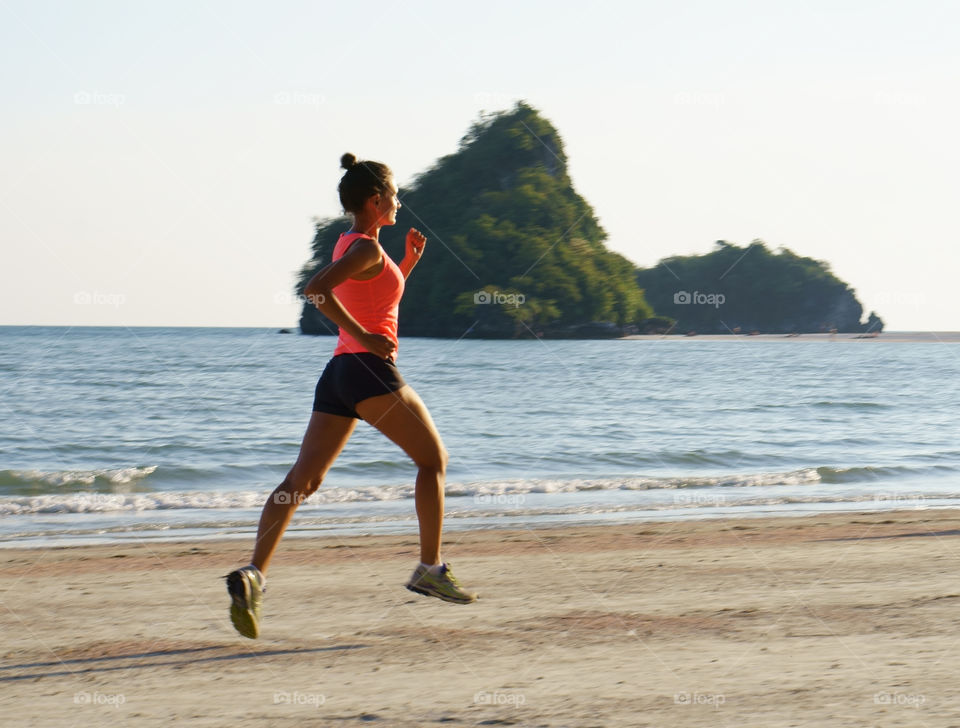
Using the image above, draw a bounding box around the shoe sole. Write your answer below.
[226,571,260,639]
[405,583,477,604]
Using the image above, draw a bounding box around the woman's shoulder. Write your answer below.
[336,230,375,249]
[334,231,381,261]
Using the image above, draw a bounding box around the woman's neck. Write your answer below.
[349,214,381,240]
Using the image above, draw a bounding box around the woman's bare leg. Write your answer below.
[251,411,357,574]
[355,385,448,565]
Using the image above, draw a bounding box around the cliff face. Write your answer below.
[297,102,652,338]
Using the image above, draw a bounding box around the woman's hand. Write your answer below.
[405,228,426,260]
[358,332,397,360]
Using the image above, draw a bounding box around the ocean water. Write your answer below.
[1,326,958,547]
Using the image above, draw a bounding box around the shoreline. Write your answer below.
[3,505,956,558]
[3,325,960,343]
[5,509,960,725]
[621,331,960,343]
[4,500,957,550]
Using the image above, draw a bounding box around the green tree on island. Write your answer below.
[296,103,881,337]
[635,240,883,334]
[297,102,652,338]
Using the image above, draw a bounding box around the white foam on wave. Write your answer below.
[0,469,828,515]
[2,466,158,487]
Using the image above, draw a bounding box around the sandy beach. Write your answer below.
[3,510,960,726]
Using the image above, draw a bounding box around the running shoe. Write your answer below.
[225,566,264,639]
[405,563,478,604]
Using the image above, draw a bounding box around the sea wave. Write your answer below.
[4,455,955,498]
[815,464,959,482]
[1,464,950,516]
[0,466,158,491]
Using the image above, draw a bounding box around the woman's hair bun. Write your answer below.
[340,153,357,170]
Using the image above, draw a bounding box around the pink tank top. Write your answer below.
[331,231,405,359]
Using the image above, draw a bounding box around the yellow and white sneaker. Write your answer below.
[406,563,478,604]
[225,565,264,639]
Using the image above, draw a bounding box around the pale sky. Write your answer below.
[1,0,957,330]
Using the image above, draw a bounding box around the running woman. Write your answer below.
[226,153,477,639]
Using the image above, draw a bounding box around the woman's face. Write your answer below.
[373,179,400,226]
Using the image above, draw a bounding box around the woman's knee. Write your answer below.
[274,471,323,504]
[414,445,448,475]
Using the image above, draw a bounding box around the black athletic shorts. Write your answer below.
[312,352,407,419]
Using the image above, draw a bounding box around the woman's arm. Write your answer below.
[303,239,396,359]
[399,228,426,279]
